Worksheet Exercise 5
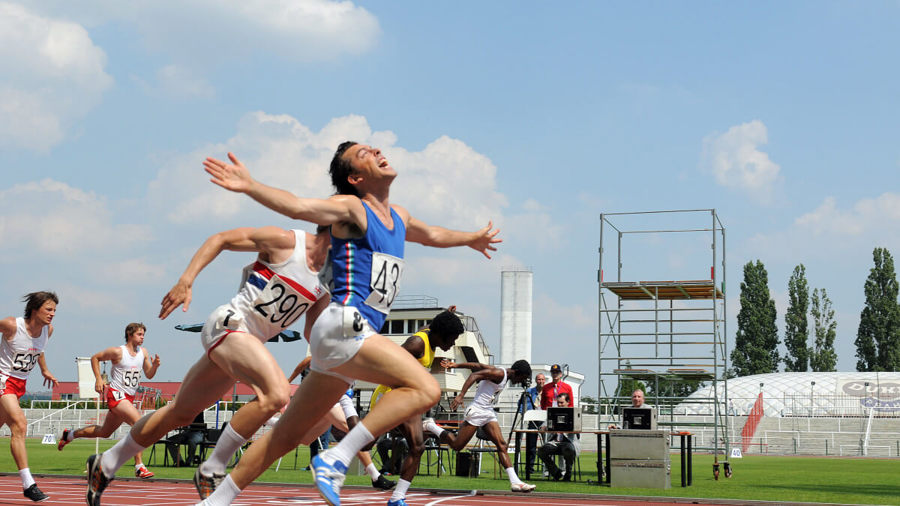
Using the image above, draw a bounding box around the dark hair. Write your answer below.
[557,392,571,403]
[315,224,330,235]
[22,291,58,319]
[125,322,146,342]
[330,141,359,196]
[430,310,464,341]
[510,359,532,386]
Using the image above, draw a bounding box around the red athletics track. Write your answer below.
[0,475,740,505]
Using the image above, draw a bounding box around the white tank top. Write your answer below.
[225,230,328,339]
[471,368,508,411]
[0,317,50,380]
[109,345,145,396]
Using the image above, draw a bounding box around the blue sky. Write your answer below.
[1,1,898,397]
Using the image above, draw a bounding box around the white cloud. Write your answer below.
[796,193,900,237]
[149,112,508,232]
[34,0,379,65]
[534,294,594,329]
[701,120,781,202]
[0,179,152,258]
[0,2,112,151]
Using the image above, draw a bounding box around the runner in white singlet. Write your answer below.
[0,291,59,502]
[423,359,536,493]
[86,226,330,506]
[58,323,160,479]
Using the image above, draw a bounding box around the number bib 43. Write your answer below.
[365,252,404,315]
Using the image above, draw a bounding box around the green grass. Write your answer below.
[6,438,900,504]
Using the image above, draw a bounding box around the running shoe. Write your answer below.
[86,453,113,506]
[57,429,70,451]
[23,483,49,502]
[194,467,225,499]
[311,452,347,506]
[372,474,396,490]
[386,499,407,506]
[135,466,154,479]
[511,482,536,493]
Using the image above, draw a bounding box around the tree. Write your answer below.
[783,264,810,372]
[731,260,780,376]
[579,395,599,414]
[855,248,900,371]
[809,287,837,372]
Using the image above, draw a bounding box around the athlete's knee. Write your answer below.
[257,382,290,415]
[9,419,26,436]
[409,439,425,456]
[415,381,441,408]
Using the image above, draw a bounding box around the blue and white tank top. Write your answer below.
[331,202,406,331]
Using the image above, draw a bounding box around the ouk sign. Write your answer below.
[839,378,900,411]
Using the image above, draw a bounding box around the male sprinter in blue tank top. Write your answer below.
[198,143,501,506]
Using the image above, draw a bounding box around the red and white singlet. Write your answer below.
[108,345,145,397]
[0,317,49,380]
[201,230,329,350]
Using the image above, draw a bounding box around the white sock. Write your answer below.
[506,466,522,484]
[100,432,145,479]
[424,420,443,436]
[325,423,373,467]
[390,478,411,502]
[19,468,35,489]
[365,462,380,480]
[200,424,247,476]
[203,474,241,505]
[135,464,144,470]
[65,430,74,442]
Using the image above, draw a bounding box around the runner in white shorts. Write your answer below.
[198,143,501,506]
[86,225,330,505]
[59,323,160,479]
[423,359,536,493]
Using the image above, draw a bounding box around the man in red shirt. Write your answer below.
[540,364,574,409]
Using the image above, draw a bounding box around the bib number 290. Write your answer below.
[253,275,311,329]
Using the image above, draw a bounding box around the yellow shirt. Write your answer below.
[370,330,434,411]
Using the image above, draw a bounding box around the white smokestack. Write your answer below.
[501,268,532,364]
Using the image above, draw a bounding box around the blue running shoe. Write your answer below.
[311,452,347,506]
[387,499,408,506]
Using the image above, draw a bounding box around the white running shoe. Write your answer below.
[511,482,536,493]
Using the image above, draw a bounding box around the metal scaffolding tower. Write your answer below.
[598,209,729,456]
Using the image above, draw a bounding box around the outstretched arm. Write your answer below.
[449,369,492,411]
[159,226,295,319]
[440,359,491,372]
[404,214,501,259]
[204,153,356,225]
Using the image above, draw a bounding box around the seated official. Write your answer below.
[538,392,580,481]
[608,388,651,429]
[166,411,206,466]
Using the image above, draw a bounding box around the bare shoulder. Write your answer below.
[0,316,16,338]
[95,345,123,363]
[390,204,410,224]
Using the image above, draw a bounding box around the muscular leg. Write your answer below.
[109,400,147,466]
[229,371,348,489]
[480,421,513,469]
[438,421,478,451]
[72,410,125,440]
[397,416,425,482]
[0,395,29,470]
